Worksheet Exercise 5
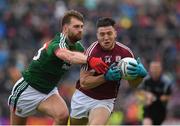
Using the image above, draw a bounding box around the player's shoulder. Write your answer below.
[85,41,99,55]
[88,41,99,49]
[50,32,67,48]
[115,41,134,57]
[51,32,66,43]
[115,41,131,51]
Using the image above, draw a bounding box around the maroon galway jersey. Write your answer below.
[76,41,134,100]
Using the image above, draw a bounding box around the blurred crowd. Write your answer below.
[0,0,180,125]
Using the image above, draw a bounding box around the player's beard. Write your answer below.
[68,32,82,43]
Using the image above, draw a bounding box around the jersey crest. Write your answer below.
[104,55,112,63]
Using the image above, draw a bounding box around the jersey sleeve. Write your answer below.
[47,34,67,56]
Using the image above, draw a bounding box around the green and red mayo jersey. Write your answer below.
[22,32,84,94]
[76,41,134,100]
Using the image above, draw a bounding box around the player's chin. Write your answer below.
[102,44,112,50]
[75,38,81,42]
[75,35,82,41]
[71,37,82,42]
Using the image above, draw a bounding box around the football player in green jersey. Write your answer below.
[8,10,108,125]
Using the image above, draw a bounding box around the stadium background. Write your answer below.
[0,0,179,125]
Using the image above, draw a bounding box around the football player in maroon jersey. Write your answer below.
[70,17,147,125]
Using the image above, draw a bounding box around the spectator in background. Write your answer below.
[140,61,172,125]
[163,58,180,124]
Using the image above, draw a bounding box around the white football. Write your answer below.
[117,57,138,80]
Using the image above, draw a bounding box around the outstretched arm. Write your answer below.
[128,77,143,88]
[55,48,87,64]
[55,48,108,74]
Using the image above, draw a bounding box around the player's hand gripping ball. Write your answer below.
[117,57,138,80]
[118,57,147,80]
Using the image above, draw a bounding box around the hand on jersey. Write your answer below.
[126,57,147,78]
[104,63,122,81]
[87,56,108,74]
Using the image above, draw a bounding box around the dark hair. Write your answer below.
[96,17,116,28]
[61,10,84,27]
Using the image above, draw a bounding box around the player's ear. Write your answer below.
[114,30,117,38]
[63,24,68,33]
[96,32,100,40]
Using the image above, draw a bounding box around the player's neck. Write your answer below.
[61,31,76,46]
[61,28,76,44]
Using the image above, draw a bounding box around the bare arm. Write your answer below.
[55,48,108,74]
[55,48,87,64]
[80,69,106,89]
[160,95,171,102]
[128,76,143,88]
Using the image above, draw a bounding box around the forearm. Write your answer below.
[55,48,87,64]
[80,74,106,89]
[68,51,87,64]
[160,95,170,102]
[128,76,143,88]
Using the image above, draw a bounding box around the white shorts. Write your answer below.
[8,77,59,117]
[70,89,115,119]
